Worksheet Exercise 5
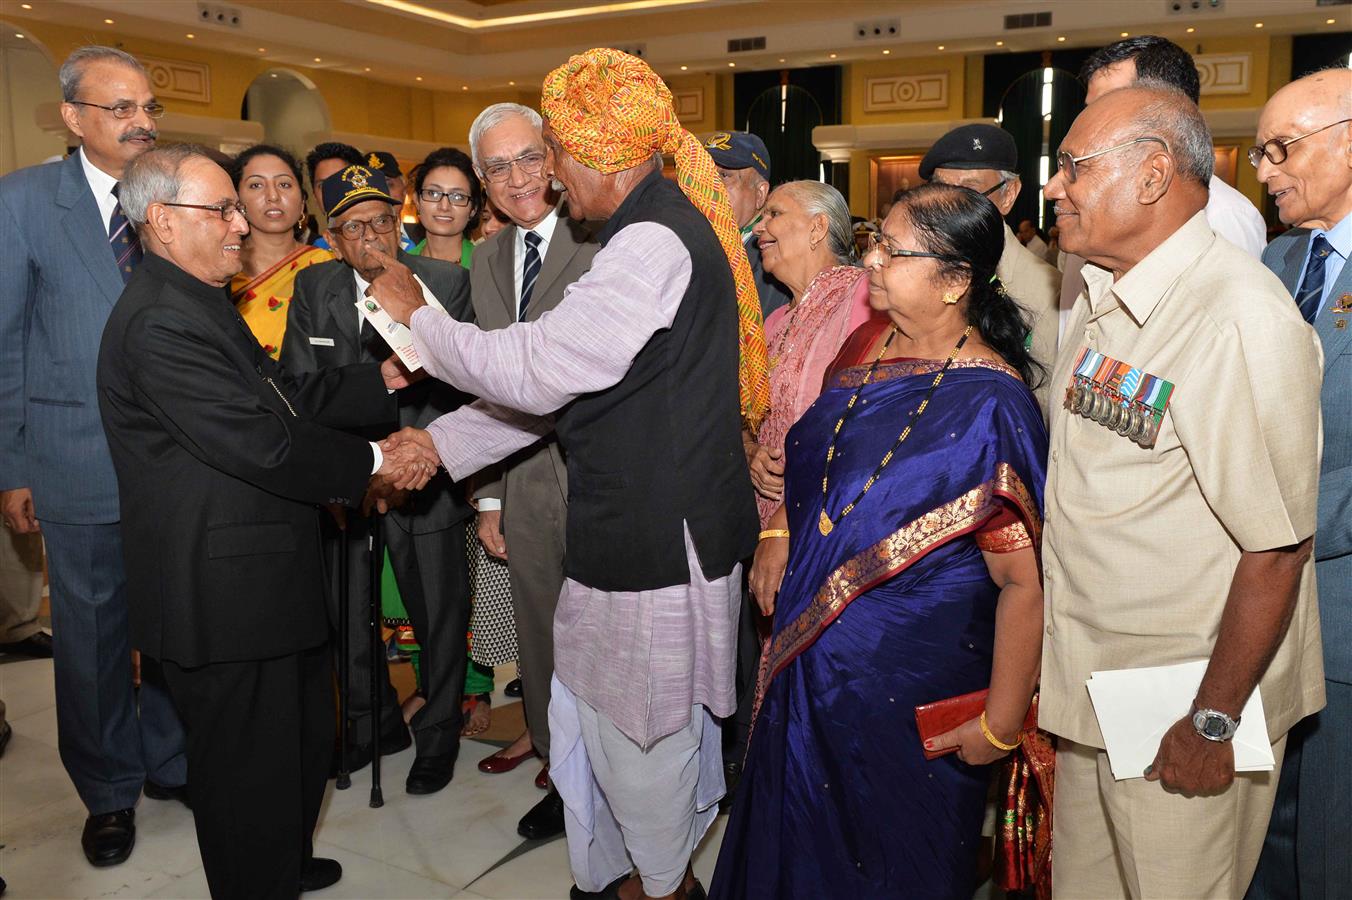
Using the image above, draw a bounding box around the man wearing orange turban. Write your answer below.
[366,49,763,899]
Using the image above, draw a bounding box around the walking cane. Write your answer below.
[335,522,351,791]
[368,517,385,809]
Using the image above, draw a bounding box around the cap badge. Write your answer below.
[705,132,732,151]
[343,165,369,190]
[972,138,984,151]
[367,153,381,168]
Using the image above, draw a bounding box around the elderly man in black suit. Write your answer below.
[97,144,437,900]
[284,163,477,796]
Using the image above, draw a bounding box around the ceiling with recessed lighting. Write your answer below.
[5,0,1346,95]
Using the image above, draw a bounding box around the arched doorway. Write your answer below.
[241,68,330,161]
[0,25,65,175]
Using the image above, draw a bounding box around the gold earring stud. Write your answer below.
[942,291,960,305]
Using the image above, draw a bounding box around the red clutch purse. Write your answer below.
[914,688,1037,760]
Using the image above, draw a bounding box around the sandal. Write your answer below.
[461,693,492,736]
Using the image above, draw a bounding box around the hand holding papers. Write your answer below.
[358,266,446,372]
[364,244,431,330]
[1086,660,1273,792]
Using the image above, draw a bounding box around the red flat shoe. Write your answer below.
[478,747,538,774]
[535,763,550,790]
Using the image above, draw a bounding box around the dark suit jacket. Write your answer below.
[97,253,396,667]
[1265,228,1352,684]
[282,252,476,534]
[0,152,129,523]
[468,205,599,515]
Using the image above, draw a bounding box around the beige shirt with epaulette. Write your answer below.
[998,224,1061,421]
[1040,211,1326,748]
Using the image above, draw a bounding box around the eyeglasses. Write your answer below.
[1055,136,1168,184]
[1248,118,1352,168]
[69,99,165,119]
[865,232,960,268]
[331,214,397,239]
[418,188,472,207]
[161,201,246,221]
[979,179,1010,197]
[480,151,547,184]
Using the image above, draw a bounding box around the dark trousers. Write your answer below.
[723,579,762,767]
[385,516,471,756]
[163,645,332,900]
[42,520,186,814]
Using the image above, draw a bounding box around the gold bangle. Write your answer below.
[979,711,1022,751]
[758,529,790,541]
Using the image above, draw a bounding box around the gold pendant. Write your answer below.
[818,510,833,536]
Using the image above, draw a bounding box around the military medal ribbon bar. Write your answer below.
[1063,347,1175,448]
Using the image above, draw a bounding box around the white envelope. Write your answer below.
[356,274,448,372]
[1086,659,1274,781]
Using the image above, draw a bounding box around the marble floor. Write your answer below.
[0,655,728,899]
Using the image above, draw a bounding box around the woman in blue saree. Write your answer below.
[711,183,1048,900]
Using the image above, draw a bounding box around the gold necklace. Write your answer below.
[818,324,974,536]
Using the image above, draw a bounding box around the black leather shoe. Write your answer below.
[719,761,742,811]
[299,856,342,892]
[504,677,523,697]
[330,720,412,777]
[81,809,135,867]
[570,873,631,900]
[517,787,565,840]
[405,751,457,795]
[143,780,191,809]
[0,631,52,658]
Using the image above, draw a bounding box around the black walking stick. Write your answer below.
[368,517,385,808]
[335,522,351,791]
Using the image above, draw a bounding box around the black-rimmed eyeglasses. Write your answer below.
[1248,119,1352,168]
[865,232,960,268]
[69,99,165,119]
[1055,136,1168,183]
[331,214,398,239]
[161,201,246,221]
[418,189,472,207]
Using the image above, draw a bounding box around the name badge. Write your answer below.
[308,337,335,347]
[1063,347,1175,448]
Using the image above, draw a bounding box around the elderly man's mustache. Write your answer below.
[551,178,567,193]
[120,128,158,143]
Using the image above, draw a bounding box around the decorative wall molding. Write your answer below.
[138,55,211,104]
[674,89,704,123]
[1195,53,1251,96]
[863,73,949,113]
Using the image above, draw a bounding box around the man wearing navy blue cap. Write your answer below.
[705,131,790,319]
[921,123,1062,418]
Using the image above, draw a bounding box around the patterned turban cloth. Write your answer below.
[541,47,770,432]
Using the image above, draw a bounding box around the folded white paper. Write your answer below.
[1086,659,1274,781]
[356,274,448,372]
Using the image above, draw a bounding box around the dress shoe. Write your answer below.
[0,631,52,658]
[143,780,191,809]
[719,761,742,811]
[300,856,342,892]
[478,745,537,774]
[504,677,523,697]
[570,873,631,899]
[534,763,550,790]
[330,720,412,777]
[81,809,135,867]
[405,751,457,795]
[517,787,565,840]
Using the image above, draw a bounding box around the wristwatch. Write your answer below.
[1191,706,1240,742]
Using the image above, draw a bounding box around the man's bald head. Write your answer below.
[1255,68,1352,230]
[1044,83,1210,275]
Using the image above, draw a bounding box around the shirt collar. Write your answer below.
[79,147,119,199]
[520,205,561,247]
[1082,210,1213,326]
[1312,212,1351,262]
[741,214,762,241]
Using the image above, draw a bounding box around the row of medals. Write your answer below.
[1066,380,1160,447]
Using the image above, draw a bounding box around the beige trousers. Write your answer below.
[0,529,44,643]
[1052,737,1286,899]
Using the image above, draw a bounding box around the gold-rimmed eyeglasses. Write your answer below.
[1248,118,1352,168]
[1055,136,1168,183]
[331,214,398,239]
[69,99,165,119]
[480,151,546,184]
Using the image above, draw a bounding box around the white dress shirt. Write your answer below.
[511,207,561,304]
[79,148,120,235]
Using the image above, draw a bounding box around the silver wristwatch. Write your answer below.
[1191,706,1240,742]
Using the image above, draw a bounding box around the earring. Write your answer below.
[942,291,960,305]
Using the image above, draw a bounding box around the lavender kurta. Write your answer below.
[411,221,741,747]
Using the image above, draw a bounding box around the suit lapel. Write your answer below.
[491,227,518,321]
[320,268,363,361]
[1317,262,1352,372]
[57,154,123,308]
[526,211,578,318]
[1275,230,1309,295]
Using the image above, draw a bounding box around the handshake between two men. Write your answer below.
[363,423,441,517]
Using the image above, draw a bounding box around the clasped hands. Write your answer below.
[363,426,442,516]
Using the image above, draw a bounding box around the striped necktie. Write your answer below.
[1295,234,1331,325]
[518,230,543,321]
[109,183,143,284]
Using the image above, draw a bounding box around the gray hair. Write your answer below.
[468,103,543,173]
[120,144,211,227]
[1125,80,1214,184]
[60,46,145,102]
[775,180,857,265]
